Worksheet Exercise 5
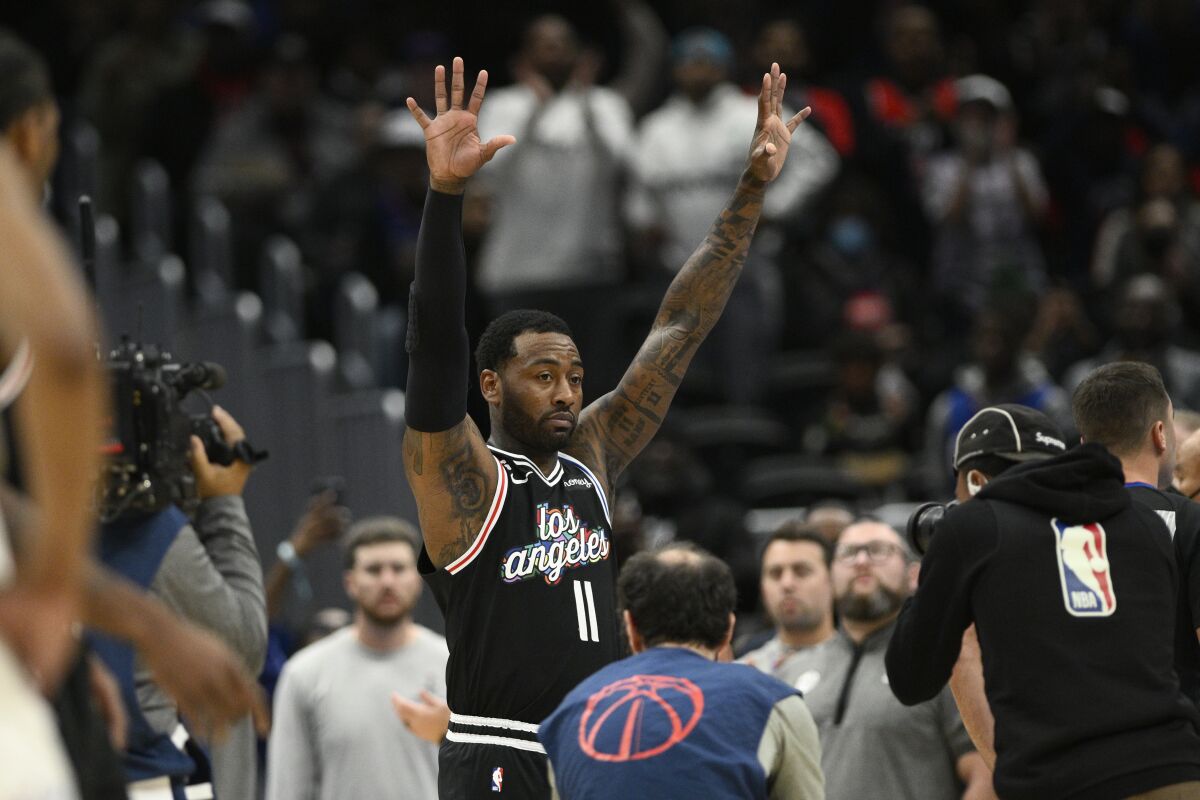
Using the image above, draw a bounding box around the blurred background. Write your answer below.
[8,0,1200,628]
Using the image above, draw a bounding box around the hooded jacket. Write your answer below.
[886,443,1200,800]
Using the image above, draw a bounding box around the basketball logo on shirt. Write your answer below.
[1052,518,1116,617]
[578,675,704,762]
[491,767,503,792]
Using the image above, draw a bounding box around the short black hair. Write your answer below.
[343,516,421,569]
[761,521,832,568]
[1073,361,1171,457]
[618,542,736,650]
[474,309,574,373]
[0,29,52,132]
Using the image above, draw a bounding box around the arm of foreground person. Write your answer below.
[0,142,106,692]
[86,565,269,741]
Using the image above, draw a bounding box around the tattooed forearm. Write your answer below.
[656,176,766,343]
[574,174,769,485]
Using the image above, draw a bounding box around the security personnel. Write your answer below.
[886,404,1200,800]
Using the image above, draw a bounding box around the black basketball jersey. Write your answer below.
[1128,483,1200,704]
[419,444,621,743]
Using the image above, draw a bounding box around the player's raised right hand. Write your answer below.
[407,56,516,195]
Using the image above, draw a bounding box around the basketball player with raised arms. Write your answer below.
[402,56,811,799]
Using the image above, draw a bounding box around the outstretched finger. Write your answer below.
[450,56,465,109]
[757,71,770,124]
[771,63,782,116]
[786,106,812,134]
[406,97,432,129]
[778,72,788,110]
[467,70,489,116]
[481,134,517,163]
[434,64,447,114]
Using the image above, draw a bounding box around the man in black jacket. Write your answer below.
[886,404,1200,800]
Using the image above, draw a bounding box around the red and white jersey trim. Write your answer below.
[445,455,508,575]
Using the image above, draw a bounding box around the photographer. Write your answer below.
[886,404,1200,799]
[93,404,267,800]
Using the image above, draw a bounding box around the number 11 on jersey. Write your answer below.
[573,579,600,642]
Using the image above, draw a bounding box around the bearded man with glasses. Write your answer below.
[776,520,994,800]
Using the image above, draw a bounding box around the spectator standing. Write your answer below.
[267,518,448,800]
[922,74,1049,323]
[473,15,635,389]
[779,521,994,800]
[626,28,837,402]
[741,524,835,677]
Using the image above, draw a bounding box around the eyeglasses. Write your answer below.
[834,541,906,564]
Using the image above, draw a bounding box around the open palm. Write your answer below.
[746,63,811,184]
[407,57,516,193]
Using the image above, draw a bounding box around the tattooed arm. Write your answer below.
[568,64,810,491]
[402,57,515,568]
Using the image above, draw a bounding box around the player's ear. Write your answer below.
[480,369,501,406]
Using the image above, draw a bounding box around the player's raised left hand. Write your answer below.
[745,62,811,185]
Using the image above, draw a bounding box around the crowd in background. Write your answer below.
[7,2,1200,798]
[10,0,1200,622]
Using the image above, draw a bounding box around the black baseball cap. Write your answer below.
[952,404,1067,471]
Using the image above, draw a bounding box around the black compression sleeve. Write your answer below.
[404,188,470,432]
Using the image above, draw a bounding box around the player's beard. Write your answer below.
[836,583,906,623]
[500,400,575,454]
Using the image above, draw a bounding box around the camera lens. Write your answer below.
[906,502,953,556]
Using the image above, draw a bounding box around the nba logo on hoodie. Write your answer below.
[1052,518,1116,617]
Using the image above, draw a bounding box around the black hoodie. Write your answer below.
[886,443,1200,800]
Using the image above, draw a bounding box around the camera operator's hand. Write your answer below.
[192,406,253,499]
